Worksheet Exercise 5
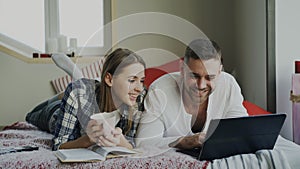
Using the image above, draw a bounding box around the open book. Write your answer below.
[54,145,139,162]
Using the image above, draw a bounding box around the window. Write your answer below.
[0,0,111,58]
[60,0,104,47]
[0,0,44,56]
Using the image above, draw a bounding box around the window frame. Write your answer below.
[0,0,111,58]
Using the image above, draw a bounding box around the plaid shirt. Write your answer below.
[53,78,142,150]
[116,104,142,148]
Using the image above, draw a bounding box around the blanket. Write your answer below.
[0,122,292,169]
[207,149,291,169]
[0,122,208,168]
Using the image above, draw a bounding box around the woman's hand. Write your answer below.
[86,119,120,145]
[97,127,122,146]
[86,119,105,144]
[86,120,133,149]
[97,127,133,149]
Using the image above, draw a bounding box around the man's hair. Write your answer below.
[184,39,222,64]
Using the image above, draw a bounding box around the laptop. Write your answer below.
[177,113,286,161]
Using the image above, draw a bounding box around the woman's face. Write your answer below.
[110,63,145,107]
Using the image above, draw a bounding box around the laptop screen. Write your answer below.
[199,114,286,161]
[176,114,286,161]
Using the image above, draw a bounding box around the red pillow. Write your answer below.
[144,68,168,88]
[144,59,181,88]
[242,100,271,116]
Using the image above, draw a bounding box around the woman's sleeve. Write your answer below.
[52,82,81,150]
[53,79,96,150]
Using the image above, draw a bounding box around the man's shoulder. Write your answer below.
[220,71,235,78]
[219,72,238,83]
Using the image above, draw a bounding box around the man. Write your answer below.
[136,39,300,169]
[136,38,247,149]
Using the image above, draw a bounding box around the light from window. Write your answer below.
[0,0,45,52]
[0,0,108,58]
[59,0,104,48]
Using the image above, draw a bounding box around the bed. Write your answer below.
[0,122,210,168]
[0,59,295,168]
[0,109,291,169]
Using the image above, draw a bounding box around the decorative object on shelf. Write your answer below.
[58,35,68,53]
[290,91,300,103]
[46,38,58,54]
[65,38,77,57]
[32,53,39,58]
[40,54,51,58]
[32,53,52,58]
[291,73,300,145]
[295,61,300,73]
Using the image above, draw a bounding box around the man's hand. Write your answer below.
[169,132,206,149]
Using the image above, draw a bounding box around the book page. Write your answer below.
[55,148,105,162]
[92,146,138,157]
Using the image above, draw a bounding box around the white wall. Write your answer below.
[112,0,235,69]
[233,0,267,109]
[232,0,298,141]
[0,52,63,125]
[276,0,300,140]
[0,52,105,125]
[1,0,234,125]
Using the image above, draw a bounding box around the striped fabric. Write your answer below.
[51,57,105,94]
[206,149,291,169]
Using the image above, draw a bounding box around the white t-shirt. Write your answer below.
[136,72,248,148]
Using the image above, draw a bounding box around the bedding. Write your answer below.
[0,122,208,168]
[0,122,292,169]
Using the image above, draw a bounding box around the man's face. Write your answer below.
[182,58,222,104]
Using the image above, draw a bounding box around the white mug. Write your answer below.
[90,113,116,137]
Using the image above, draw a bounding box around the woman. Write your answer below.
[29,48,146,150]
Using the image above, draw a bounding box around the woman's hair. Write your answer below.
[96,48,146,112]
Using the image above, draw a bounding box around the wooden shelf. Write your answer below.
[29,56,101,64]
[0,44,102,64]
